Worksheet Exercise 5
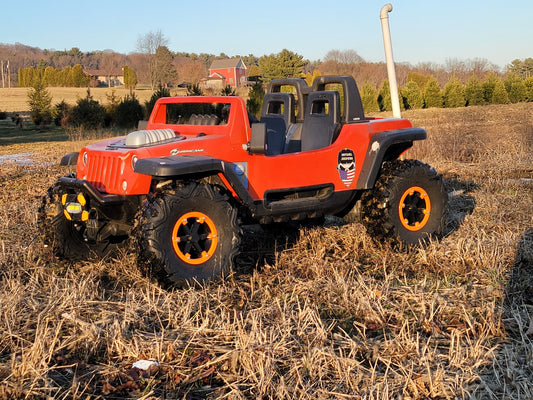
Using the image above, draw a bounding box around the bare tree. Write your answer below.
[323,49,364,64]
[0,46,14,88]
[1,60,4,88]
[99,52,125,87]
[136,31,169,90]
[176,59,207,85]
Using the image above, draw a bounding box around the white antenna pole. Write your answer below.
[380,4,401,118]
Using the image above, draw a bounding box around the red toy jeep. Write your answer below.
[40,75,447,284]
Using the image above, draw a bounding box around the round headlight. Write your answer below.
[82,152,88,166]
[131,155,138,170]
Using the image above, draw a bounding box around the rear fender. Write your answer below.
[356,127,426,189]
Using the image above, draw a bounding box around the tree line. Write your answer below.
[18,64,90,87]
[3,34,532,117]
[359,70,533,112]
[2,37,531,91]
[17,64,138,89]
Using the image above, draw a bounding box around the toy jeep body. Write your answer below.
[41,76,447,284]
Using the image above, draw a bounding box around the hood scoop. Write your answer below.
[125,128,180,147]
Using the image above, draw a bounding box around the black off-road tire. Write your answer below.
[38,183,116,260]
[138,182,241,285]
[360,160,448,245]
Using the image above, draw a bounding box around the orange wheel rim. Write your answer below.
[398,186,431,231]
[172,211,218,265]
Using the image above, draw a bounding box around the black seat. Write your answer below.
[260,93,295,155]
[311,76,365,123]
[300,91,341,152]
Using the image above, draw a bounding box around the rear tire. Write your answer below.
[139,182,241,285]
[360,160,447,245]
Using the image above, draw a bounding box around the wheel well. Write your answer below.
[382,142,412,162]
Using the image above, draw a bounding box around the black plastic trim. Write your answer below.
[134,155,257,208]
[134,155,224,177]
[357,127,427,189]
[60,152,79,166]
[57,176,125,204]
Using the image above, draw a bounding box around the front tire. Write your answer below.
[38,184,116,260]
[139,182,241,285]
[360,160,448,245]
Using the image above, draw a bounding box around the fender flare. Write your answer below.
[356,127,427,189]
[60,152,79,166]
[134,155,255,205]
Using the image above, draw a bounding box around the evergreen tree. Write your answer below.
[27,78,53,126]
[220,85,236,96]
[378,80,391,111]
[377,80,402,112]
[43,66,57,86]
[115,95,144,129]
[104,90,121,126]
[491,78,509,104]
[123,65,138,92]
[423,77,442,108]
[504,73,526,103]
[70,90,106,129]
[258,49,306,83]
[144,86,171,118]
[154,45,177,87]
[61,66,73,87]
[17,68,23,87]
[401,80,423,109]
[443,76,465,108]
[482,72,499,104]
[406,72,430,91]
[246,82,265,118]
[465,75,484,106]
[187,83,203,96]
[53,100,71,127]
[524,77,533,102]
[71,64,89,87]
[360,82,379,112]
[18,66,38,87]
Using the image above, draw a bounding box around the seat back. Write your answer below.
[311,76,365,123]
[260,93,295,155]
[300,91,341,152]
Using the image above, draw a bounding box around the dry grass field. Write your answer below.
[0,87,171,113]
[0,102,531,399]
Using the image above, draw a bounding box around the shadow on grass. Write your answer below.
[236,174,480,275]
[234,223,304,274]
[442,173,479,236]
[0,119,68,145]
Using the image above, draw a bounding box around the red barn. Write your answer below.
[208,58,247,87]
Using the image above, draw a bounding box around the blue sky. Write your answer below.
[1,0,531,69]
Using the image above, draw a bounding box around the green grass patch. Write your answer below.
[0,119,68,145]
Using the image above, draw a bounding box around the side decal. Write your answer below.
[337,148,356,187]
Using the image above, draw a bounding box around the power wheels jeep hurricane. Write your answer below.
[39,76,447,285]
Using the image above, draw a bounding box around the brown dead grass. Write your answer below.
[0,103,532,399]
[0,87,161,113]
[0,86,248,113]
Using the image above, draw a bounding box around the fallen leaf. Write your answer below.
[102,382,116,395]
